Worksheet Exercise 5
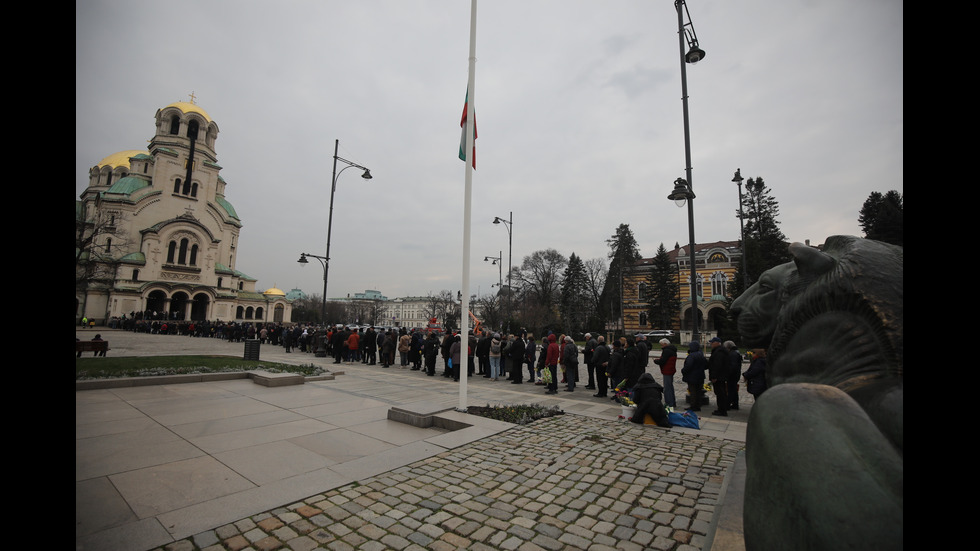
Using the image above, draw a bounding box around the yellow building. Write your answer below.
[622,241,741,339]
[75,100,292,325]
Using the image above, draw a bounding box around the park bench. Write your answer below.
[76,340,109,357]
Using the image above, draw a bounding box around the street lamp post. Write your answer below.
[484,252,502,289]
[668,0,705,344]
[492,212,513,331]
[299,139,372,325]
[732,168,749,286]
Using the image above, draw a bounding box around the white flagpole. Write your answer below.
[459,0,477,412]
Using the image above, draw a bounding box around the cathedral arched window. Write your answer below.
[174,179,182,194]
[182,179,191,195]
[131,269,139,282]
[169,116,180,135]
[105,238,111,253]
[189,244,198,266]
[190,183,198,197]
[167,241,177,264]
[187,120,199,140]
[178,238,189,265]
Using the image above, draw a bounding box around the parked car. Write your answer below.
[640,329,675,339]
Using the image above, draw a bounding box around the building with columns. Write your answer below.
[622,240,741,339]
[75,99,292,325]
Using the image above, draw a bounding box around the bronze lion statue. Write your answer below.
[730,235,902,551]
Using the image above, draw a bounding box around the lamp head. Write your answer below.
[297,254,309,265]
[360,169,372,180]
[493,217,502,224]
[667,178,694,207]
[732,168,743,185]
[685,45,706,64]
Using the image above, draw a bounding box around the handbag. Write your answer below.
[541,367,553,384]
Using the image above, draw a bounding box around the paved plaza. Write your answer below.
[76,329,750,551]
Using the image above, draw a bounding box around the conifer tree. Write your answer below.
[559,253,590,335]
[731,176,790,300]
[598,224,642,332]
[643,243,681,331]
[859,190,903,246]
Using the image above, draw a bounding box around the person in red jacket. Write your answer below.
[653,338,678,408]
[346,331,360,363]
[544,334,560,395]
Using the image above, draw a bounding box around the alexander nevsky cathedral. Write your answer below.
[75,99,292,325]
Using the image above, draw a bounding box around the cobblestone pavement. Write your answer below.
[151,414,742,551]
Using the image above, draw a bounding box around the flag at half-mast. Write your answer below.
[459,87,476,169]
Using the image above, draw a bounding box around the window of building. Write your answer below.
[167,241,177,263]
[174,179,181,193]
[178,239,189,265]
[711,272,728,298]
[131,269,139,282]
[169,116,180,135]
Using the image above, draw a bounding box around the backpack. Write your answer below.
[491,340,501,354]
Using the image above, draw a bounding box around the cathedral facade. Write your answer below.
[75,100,292,325]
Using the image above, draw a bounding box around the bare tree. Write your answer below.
[583,257,607,323]
[76,202,132,289]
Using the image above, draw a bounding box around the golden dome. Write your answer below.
[164,101,213,123]
[96,150,146,170]
[263,286,286,297]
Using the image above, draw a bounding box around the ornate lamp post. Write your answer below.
[666,0,705,343]
[492,212,513,331]
[299,139,372,324]
[732,168,749,286]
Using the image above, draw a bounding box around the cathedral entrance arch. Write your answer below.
[146,290,167,317]
[171,292,190,320]
[191,293,210,321]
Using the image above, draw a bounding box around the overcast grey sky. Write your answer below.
[76,0,903,301]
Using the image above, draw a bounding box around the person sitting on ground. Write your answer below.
[630,372,671,427]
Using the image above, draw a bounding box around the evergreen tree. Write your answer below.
[559,253,590,335]
[859,190,903,246]
[735,176,790,296]
[598,224,642,332]
[643,243,680,330]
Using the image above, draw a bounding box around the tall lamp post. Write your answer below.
[298,138,372,324]
[668,0,705,344]
[732,168,749,286]
[484,252,503,289]
[492,212,513,331]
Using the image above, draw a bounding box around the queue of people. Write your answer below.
[101,316,769,426]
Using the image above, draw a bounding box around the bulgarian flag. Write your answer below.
[459,87,476,169]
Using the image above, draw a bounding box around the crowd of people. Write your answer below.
[98,313,769,427]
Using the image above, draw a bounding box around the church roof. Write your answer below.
[106,176,150,195]
[216,196,240,220]
[164,101,213,123]
[96,150,147,170]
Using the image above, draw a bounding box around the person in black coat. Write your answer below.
[725,340,742,410]
[423,332,440,376]
[591,336,611,397]
[706,337,729,416]
[742,348,768,400]
[510,334,526,383]
[630,373,672,427]
[681,341,707,411]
